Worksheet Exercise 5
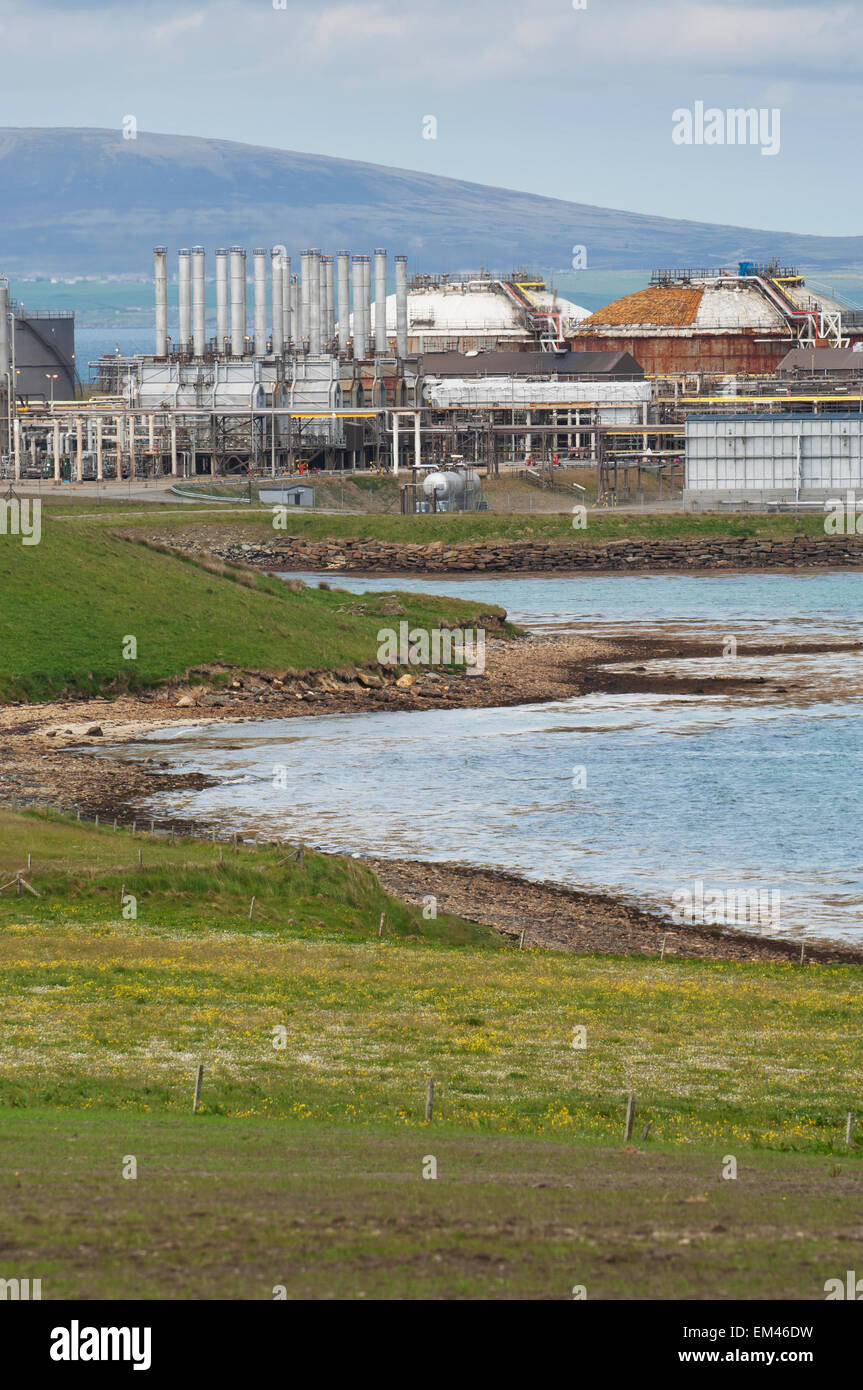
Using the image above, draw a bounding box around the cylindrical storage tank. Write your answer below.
[253,249,268,356]
[192,246,206,358]
[271,250,284,355]
[308,250,321,355]
[153,247,168,357]
[395,255,408,359]
[374,249,387,355]
[281,254,292,348]
[229,247,246,357]
[422,469,481,504]
[299,250,311,346]
[337,252,350,353]
[215,249,229,352]
[178,249,191,353]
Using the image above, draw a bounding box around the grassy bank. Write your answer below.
[0,519,510,702]
[117,506,832,546]
[2,811,860,1153]
[2,810,861,1299]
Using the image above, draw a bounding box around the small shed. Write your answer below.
[260,485,315,507]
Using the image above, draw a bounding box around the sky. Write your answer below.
[0,0,861,236]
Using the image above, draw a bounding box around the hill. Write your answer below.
[2,126,863,276]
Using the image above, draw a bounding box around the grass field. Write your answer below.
[1,811,862,1299]
[116,505,831,546]
[0,520,509,701]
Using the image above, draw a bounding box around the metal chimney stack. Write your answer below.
[192,246,206,358]
[308,250,322,355]
[271,250,284,356]
[0,280,10,378]
[352,255,368,359]
[253,249,268,355]
[395,255,408,359]
[215,249,229,353]
[153,247,168,357]
[322,256,335,349]
[337,252,350,354]
[362,257,372,359]
[281,254,292,349]
[290,274,298,348]
[299,251,310,347]
[229,247,247,357]
[374,249,387,355]
[178,249,191,353]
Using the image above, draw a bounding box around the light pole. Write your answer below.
[45,373,59,408]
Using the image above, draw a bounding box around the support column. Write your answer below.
[75,417,83,483]
[171,420,178,476]
[392,411,399,476]
[115,414,123,478]
[128,414,135,480]
[53,419,61,481]
[12,418,20,481]
[414,410,421,468]
[96,417,103,481]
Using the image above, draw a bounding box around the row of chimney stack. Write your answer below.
[154,246,409,360]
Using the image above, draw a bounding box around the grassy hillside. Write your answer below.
[2,809,861,1299]
[0,518,510,701]
[2,811,860,1151]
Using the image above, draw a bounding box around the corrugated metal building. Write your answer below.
[686,412,863,503]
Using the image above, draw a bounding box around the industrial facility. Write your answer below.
[570,263,863,377]
[5,246,863,510]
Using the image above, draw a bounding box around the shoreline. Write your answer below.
[2,626,861,965]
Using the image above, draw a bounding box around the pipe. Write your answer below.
[153,247,168,357]
[374,248,387,355]
[215,249,229,354]
[192,246,206,358]
[395,255,408,359]
[281,254,291,349]
[271,250,284,356]
[229,247,246,357]
[178,249,191,353]
[308,250,321,355]
[253,248,268,356]
[337,252,350,353]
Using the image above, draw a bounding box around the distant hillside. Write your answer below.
[2,127,863,277]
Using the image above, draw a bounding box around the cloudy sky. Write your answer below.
[0,0,860,235]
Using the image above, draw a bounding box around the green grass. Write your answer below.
[1,1110,857,1299]
[0,519,511,701]
[120,507,832,546]
[3,810,862,1299]
[2,810,861,1154]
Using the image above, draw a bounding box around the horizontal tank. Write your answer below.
[422,468,481,501]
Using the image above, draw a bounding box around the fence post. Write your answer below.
[193,1064,204,1113]
[624,1093,635,1142]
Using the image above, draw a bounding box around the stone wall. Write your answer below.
[217,534,863,574]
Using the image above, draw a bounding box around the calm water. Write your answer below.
[115,571,863,944]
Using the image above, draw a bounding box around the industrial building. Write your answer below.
[685,412,863,506]
[570,263,863,378]
[1,276,76,462]
[369,271,588,353]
